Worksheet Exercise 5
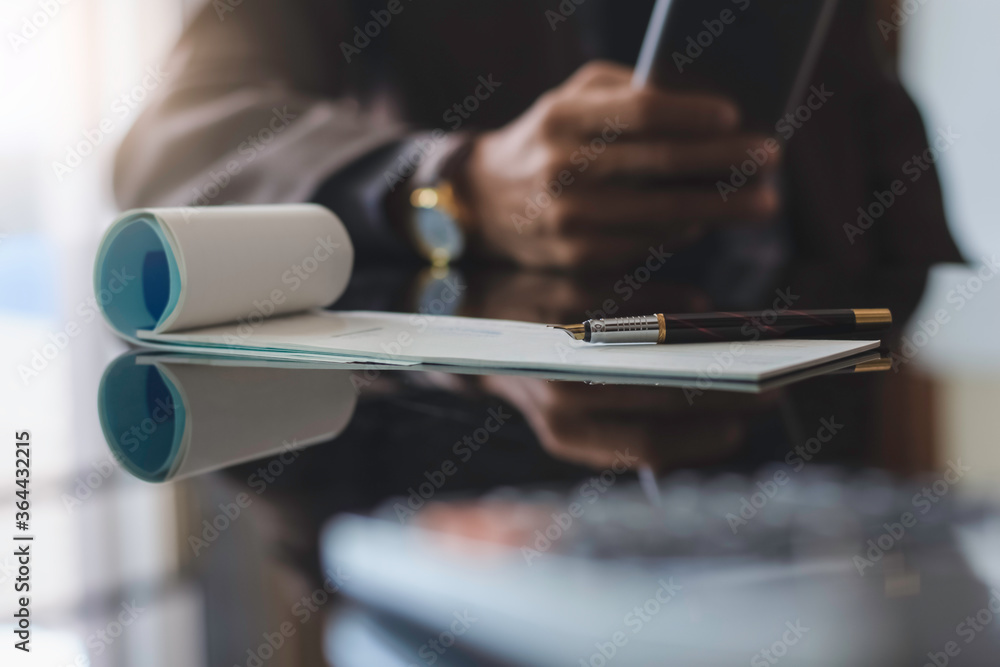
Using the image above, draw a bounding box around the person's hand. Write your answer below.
[480,375,776,471]
[459,269,711,325]
[455,61,781,268]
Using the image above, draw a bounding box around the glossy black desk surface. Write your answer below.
[6,262,1000,667]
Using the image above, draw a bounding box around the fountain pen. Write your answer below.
[551,309,892,344]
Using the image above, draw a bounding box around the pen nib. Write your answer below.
[549,324,586,341]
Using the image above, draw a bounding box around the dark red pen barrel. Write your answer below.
[659,309,882,343]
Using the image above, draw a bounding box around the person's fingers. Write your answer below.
[544,235,696,267]
[563,60,633,90]
[541,412,744,470]
[462,272,604,323]
[496,228,684,267]
[528,381,780,413]
[544,87,740,140]
[415,502,552,550]
[577,136,781,181]
[464,275,712,326]
[539,184,779,236]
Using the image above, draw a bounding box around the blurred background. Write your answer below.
[1,0,999,665]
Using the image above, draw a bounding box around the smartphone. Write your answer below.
[634,0,840,134]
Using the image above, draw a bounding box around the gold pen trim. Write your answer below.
[851,358,893,373]
[853,308,893,331]
[656,313,666,344]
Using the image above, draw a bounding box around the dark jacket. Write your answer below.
[114,0,962,267]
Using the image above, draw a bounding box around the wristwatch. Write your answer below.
[409,182,467,267]
[406,133,474,267]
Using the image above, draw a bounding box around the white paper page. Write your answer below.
[141,350,882,392]
[151,360,358,480]
[130,339,420,366]
[151,205,353,333]
[138,311,880,382]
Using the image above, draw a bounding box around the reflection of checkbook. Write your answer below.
[95,205,878,382]
[322,468,1000,667]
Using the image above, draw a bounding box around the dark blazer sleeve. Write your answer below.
[113,0,408,212]
[785,0,963,269]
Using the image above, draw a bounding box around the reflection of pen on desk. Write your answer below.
[638,465,662,507]
[551,309,892,345]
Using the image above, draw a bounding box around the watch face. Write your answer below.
[413,207,464,265]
